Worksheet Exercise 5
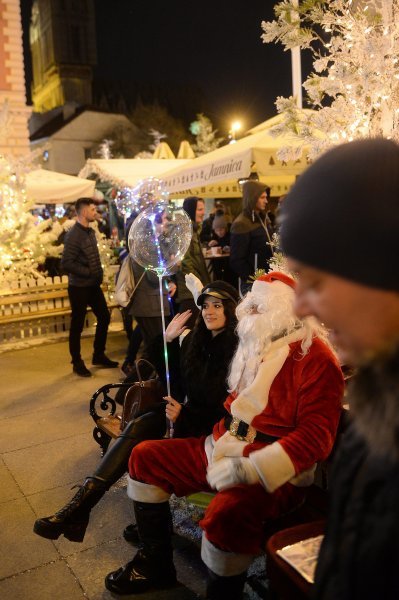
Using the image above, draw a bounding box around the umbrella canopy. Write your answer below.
[79,158,191,189]
[161,119,322,196]
[177,140,196,159]
[152,141,175,159]
[26,169,95,203]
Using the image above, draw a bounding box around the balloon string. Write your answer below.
[158,274,173,438]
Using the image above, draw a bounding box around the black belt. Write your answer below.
[224,415,280,444]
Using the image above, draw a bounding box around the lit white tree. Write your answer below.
[261,0,399,160]
[190,113,224,156]
[0,101,117,288]
[0,157,63,287]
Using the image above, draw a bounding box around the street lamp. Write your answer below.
[229,120,242,143]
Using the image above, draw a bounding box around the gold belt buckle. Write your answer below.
[229,416,257,443]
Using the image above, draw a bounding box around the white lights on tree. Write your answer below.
[261,0,399,160]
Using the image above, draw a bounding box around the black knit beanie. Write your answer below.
[280,138,399,291]
[183,196,201,222]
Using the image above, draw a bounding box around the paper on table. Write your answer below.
[276,534,324,584]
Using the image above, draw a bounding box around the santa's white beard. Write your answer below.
[228,299,298,393]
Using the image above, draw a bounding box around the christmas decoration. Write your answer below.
[261,0,399,159]
[190,113,224,156]
[113,177,170,219]
[97,139,114,160]
[0,156,63,288]
[128,203,192,276]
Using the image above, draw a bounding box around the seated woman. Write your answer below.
[33,280,239,544]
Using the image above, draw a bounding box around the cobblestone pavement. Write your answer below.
[0,331,204,600]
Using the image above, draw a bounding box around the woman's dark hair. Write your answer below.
[181,298,237,377]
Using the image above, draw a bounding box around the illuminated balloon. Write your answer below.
[114,187,136,217]
[128,203,192,275]
[114,178,170,218]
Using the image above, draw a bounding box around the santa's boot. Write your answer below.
[105,500,177,594]
[206,568,247,600]
[33,411,165,543]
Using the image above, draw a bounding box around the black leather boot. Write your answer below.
[33,476,106,542]
[123,504,173,545]
[206,568,247,600]
[105,501,177,594]
[33,411,166,543]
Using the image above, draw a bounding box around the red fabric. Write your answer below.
[128,337,343,556]
[213,338,344,473]
[129,436,305,554]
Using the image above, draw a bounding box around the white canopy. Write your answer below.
[161,123,318,196]
[79,158,191,189]
[26,169,96,204]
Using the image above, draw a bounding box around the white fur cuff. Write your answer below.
[127,477,170,503]
[201,533,254,576]
[249,442,296,493]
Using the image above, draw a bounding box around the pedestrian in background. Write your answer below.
[230,181,273,294]
[61,197,118,377]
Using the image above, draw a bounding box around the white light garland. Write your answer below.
[261,0,399,159]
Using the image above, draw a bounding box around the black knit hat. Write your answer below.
[196,281,239,307]
[280,138,399,291]
[183,196,202,222]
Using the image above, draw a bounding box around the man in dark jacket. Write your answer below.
[61,198,118,377]
[280,138,399,600]
[230,181,273,294]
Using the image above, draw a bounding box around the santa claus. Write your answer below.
[104,272,344,599]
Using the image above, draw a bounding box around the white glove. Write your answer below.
[206,457,260,491]
[185,273,203,303]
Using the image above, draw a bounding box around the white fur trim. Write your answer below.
[290,465,317,487]
[249,442,296,493]
[230,329,305,425]
[127,477,170,503]
[201,533,254,576]
[204,434,214,465]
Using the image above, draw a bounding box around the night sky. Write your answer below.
[20,1,309,134]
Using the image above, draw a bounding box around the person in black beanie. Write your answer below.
[175,196,211,328]
[279,138,399,600]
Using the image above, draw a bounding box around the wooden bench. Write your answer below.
[89,382,136,455]
[0,276,118,343]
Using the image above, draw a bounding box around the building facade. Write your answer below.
[30,0,97,112]
[0,0,31,156]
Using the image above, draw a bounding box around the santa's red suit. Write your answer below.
[128,331,344,576]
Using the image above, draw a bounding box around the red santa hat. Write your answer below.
[250,271,296,306]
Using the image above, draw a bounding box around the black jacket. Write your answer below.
[314,424,399,600]
[127,259,170,318]
[61,223,103,287]
[229,212,273,282]
[173,327,238,438]
[120,326,237,439]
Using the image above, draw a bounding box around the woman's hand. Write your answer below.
[208,240,218,247]
[164,396,182,423]
[165,310,192,342]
